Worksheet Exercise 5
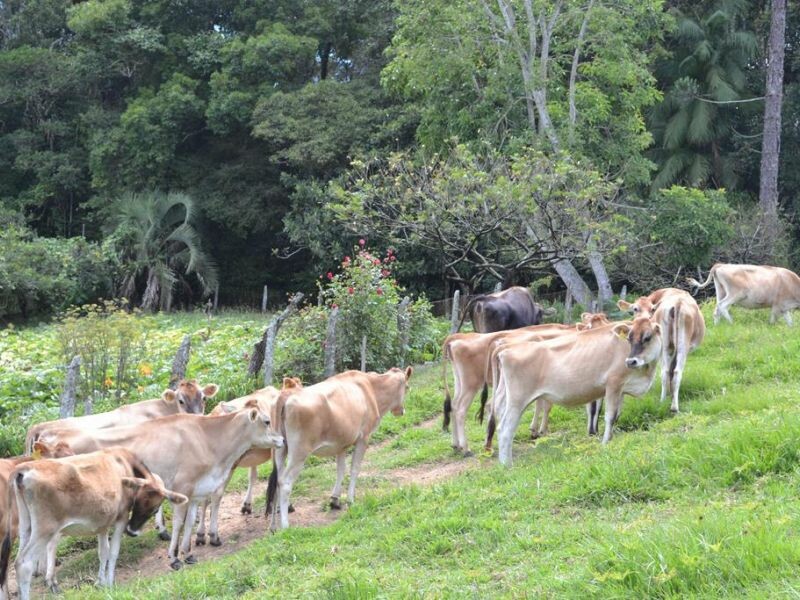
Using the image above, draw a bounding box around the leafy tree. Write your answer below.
[650,0,759,190]
[108,190,217,311]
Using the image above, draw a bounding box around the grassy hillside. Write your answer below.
[5,304,800,597]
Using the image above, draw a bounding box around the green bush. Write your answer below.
[0,225,117,320]
[274,243,442,383]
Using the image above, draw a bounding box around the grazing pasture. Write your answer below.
[3,303,800,597]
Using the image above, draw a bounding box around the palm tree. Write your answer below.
[650,0,758,190]
[110,191,218,311]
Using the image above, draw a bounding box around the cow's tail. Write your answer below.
[686,264,718,293]
[265,395,289,516]
[24,424,41,455]
[455,294,484,333]
[476,385,489,424]
[477,340,497,424]
[442,338,453,432]
[1,470,22,592]
[0,531,9,595]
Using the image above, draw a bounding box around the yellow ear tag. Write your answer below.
[32,448,42,460]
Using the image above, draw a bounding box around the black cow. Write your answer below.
[458,286,543,333]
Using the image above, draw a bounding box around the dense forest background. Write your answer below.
[1,0,798,318]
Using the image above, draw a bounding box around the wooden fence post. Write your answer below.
[323,306,339,377]
[59,356,81,419]
[450,290,461,334]
[261,285,269,313]
[169,335,192,390]
[248,292,305,381]
[360,335,368,372]
[397,296,411,367]
[494,281,503,292]
[563,291,573,324]
[213,283,220,311]
[619,285,627,302]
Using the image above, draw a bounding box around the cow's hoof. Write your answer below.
[241,502,252,515]
[184,554,198,565]
[210,535,222,547]
[196,534,206,546]
[670,408,679,414]
[330,496,342,510]
[158,530,171,541]
[170,559,182,571]
[463,450,475,458]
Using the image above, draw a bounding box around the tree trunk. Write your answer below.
[323,307,339,377]
[169,335,192,390]
[551,257,592,306]
[248,292,305,378]
[320,42,332,80]
[59,356,81,419]
[759,0,786,224]
[587,247,612,306]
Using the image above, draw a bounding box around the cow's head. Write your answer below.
[613,318,662,369]
[161,380,218,414]
[617,297,657,319]
[242,407,285,450]
[124,473,188,537]
[387,366,413,417]
[576,312,611,331]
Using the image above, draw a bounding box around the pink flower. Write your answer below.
[381,269,390,277]
[376,288,383,296]
[359,238,366,246]
[373,259,380,265]
[348,287,354,294]
[327,272,334,280]
[344,255,351,262]
[389,255,396,262]
[332,303,338,309]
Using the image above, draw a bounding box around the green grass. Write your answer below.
[6,303,800,597]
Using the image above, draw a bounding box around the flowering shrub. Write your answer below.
[276,243,441,381]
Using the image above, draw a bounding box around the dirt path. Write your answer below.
[4,414,475,597]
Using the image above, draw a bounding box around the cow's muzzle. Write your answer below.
[625,357,645,369]
[125,525,142,537]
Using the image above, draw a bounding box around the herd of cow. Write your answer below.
[0,262,798,598]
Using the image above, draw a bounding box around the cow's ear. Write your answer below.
[405,366,413,381]
[202,383,219,398]
[121,477,148,491]
[219,402,236,414]
[580,312,592,322]
[575,323,588,331]
[166,490,188,505]
[291,377,303,387]
[248,408,259,423]
[652,323,662,336]
[32,441,48,459]
[162,390,177,404]
[611,323,631,340]
[617,299,633,312]
[282,377,300,390]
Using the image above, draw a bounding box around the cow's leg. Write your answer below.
[97,532,110,585]
[44,534,59,593]
[196,499,209,546]
[168,501,188,569]
[602,390,624,444]
[330,452,347,509]
[586,399,602,436]
[268,446,285,531]
[534,399,552,438]
[106,522,125,586]
[670,338,689,413]
[529,400,541,438]
[155,506,170,541]
[179,502,199,564]
[450,364,463,450]
[347,439,369,504]
[279,458,306,530]
[497,402,524,467]
[208,496,223,547]
[241,466,258,514]
[784,311,794,326]
[15,535,47,600]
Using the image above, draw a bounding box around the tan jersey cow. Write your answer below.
[267,367,412,530]
[618,288,705,412]
[688,263,800,325]
[442,313,610,455]
[195,381,300,547]
[25,380,218,453]
[35,409,284,570]
[0,441,73,600]
[0,447,186,600]
[489,317,663,466]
